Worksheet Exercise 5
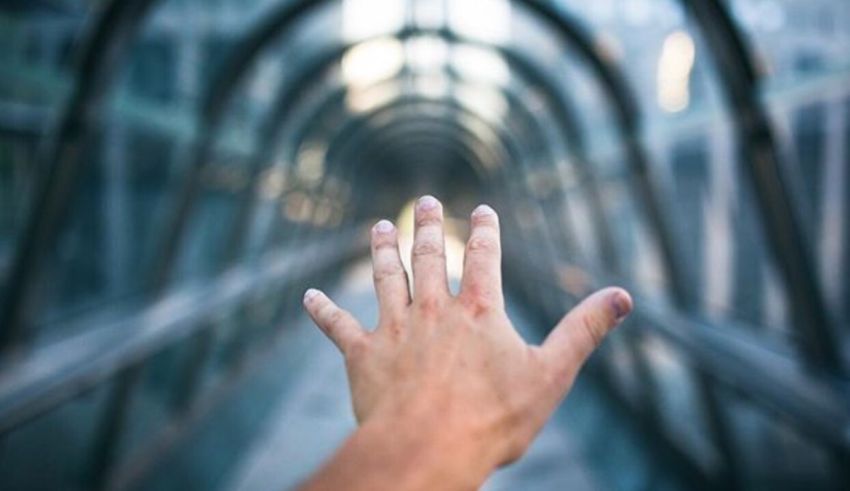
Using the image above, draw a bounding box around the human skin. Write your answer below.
[299,195,632,491]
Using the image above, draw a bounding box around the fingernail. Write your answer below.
[303,288,320,303]
[417,195,439,211]
[373,219,394,234]
[611,290,633,322]
[472,204,495,217]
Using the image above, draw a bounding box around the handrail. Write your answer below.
[0,229,368,433]
[505,247,850,453]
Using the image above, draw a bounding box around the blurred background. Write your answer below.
[0,0,849,489]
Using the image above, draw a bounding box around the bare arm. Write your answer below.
[300,195,632,491]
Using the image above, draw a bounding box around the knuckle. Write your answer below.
[325,308,346,327]
[415,214,442,227]
[459,292,493,316]
[379,319,404,338]
[373,262,405,282]
[315,302,333,320]
[371,237,396,250]
[579,314,605,348]
[344,335,370,360]
[471,214,498,228]
[466,235,498,254]
[412,240,444,258]
[416,296,442,316]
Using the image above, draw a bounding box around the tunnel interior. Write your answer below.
[0,0,849,490]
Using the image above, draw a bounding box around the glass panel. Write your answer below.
[731,0,850,326]
[640,335,720,474]
[0,381,113,490]
[0,4,90,310]
[717,386,839,487]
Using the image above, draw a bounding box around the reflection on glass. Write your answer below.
[454,84,508,122]
[345,82,402,113]
[657,30,696,113]
[342,0,404,41]
[258,168,287,201]
[341,37,405,88]
[450,45,510,86]
[413,73,451,98]
[448,0,511,43]
[296,142,327,184]
[406,36,449,72]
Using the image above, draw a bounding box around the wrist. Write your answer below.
[363,395,508,489]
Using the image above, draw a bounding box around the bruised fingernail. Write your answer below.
[417,195,439,211]
[611,290,633,322]
[373,219,394,234]
[303,288,320,304]
[472,204,495,217]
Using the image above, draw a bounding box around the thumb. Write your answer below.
[541,287,632,379]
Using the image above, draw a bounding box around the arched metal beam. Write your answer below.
[202,27,604,271]
[284,84,511,184]
[8,0,803,358]
[254,98,518,254]
[682,0,843,373]
[330,117,505,178]
[347,133,484,203]
[0,0,158,348]
[321,89,547,173]
[276,61,580,237]
[293,69,584,261]
[158,0,668,299]
[2,0,659,343]
[301,85,582,263]
[243,45,596,269]
[339,116,583,258]
[255,99,523,253]
[519,0,695,308]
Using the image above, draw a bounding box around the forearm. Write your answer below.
[298,410,498,491]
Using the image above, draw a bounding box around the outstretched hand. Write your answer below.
[301,195,632,490]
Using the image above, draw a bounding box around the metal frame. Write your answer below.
[201,27,608,272]
[241,27,620,269]
[0,0,158,350]
[2,0,847,488]
[682,0,844,374]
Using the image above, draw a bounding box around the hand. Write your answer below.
[302,195,631,489]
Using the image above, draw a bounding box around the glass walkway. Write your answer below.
[0,0,848,489]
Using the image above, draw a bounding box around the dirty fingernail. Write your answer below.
[417,195,439,211]
[373,219,394,234]
[611,289,633,322]
[303,288,320,303]
[472,204,495,217]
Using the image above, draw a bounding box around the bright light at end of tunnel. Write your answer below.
[396,199,467,287]
[296,143,326,185]
[657,30,695,113]
[449,0,511,43]
[413,74,450,99]
[342,0,404,41]
[451,45,510,86]
[345,83,401,113]
[342,37,405,88]
[455,84,508,123]
[406,36,449,73]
